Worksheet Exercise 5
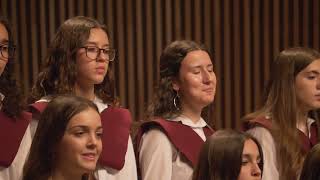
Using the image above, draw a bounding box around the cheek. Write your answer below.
[238,166,250,180]
[60,137,83,156]
[296,85,314,101]
[183,76,202,88]
[97,140,102,155]
[0,61,7,72]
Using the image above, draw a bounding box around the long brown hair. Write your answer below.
[0,16,24,118]
[192,130,263,180]
[23,95,99,180]
[146,40,211,120]
[28,16,117,105]
[243,47,320,179]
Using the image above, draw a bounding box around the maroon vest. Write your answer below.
[0,111,31,167]
[136,118,214,167]
[29,102,132,170]
[243,116,318,152]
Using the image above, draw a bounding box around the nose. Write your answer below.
[251,163,262,177]
[202,70,215,84]
[87,133,98,148]
[316,77,320,90]
[96,50,108,62]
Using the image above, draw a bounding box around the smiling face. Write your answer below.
[172,50,217,111]
[0,23,9,76]
[295,59,320,112]
[55,107,102,175]
[76,28,110,87]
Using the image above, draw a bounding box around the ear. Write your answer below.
[172,78,180,91]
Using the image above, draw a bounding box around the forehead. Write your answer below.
[300,59,320,73]
[242,139,259,154]
[0,23,9,43]
[86,28,109,44]
[181,50,212,67]
[67,108,101,128]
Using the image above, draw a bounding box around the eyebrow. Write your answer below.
[242,153,261,160]
[68,125,103,131]
[306,70,320,75]
[85,41,110,47]
[189,63,213,68]
[0,39,9,44]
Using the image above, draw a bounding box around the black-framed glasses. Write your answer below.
[0,43,16,59]
[81,46,116,62]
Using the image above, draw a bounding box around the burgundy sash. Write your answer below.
[244,116,318,152]
[29,102,48,116]
[29,102,132,170]
[0,111,31,167]
[99,107,132,170]
[136,118,214,167]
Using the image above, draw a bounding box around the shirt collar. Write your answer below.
[169,115,207,128]
[307,118,315,129]
[93,96,108,113]
[0,92,4,102]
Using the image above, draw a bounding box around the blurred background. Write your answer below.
[1,0,320,130]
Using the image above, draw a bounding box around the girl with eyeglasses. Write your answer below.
[28,16,137,180]
[0,16,32,180]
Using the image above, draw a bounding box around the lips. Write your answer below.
[96,67,106,74]
[82,153,97,161]
[203,88,215,93]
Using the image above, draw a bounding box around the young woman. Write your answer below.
[23,95,102,180]
[28,16,137,180]
[136,40,216,180]
[0,16,32,180]
[243,47,320,180]
[299,143,320,180]
[192,130,263,180]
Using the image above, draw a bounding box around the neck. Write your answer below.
[75,82,95,101]
[296,110,309,135]
[180,103,203,123]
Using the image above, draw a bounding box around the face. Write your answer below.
[173,50,217,111]
[0,23,9,76]
[56,107,102,174]
[238,139,262,180]
[76,28,110,86]
[295,59,320,112]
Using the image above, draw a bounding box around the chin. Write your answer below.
[93,79,105,84]
[203,97,215,104]
[80,164,97,172]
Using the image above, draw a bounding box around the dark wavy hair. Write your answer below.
[243,47,320,179]
[23,95,99,180]
[147,40,211,120]
[0,16,24,118]
[28,16,117,105]
[299,143,320,180]
[192,130,263,180]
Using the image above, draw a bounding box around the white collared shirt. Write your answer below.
[169,116,207,141]
[0,92,4,110]
[139,115,208,180]
[0,93,4,102]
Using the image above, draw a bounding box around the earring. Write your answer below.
[173,92,180,111]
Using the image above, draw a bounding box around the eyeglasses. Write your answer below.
[81,46,116,62]
[0,43,16,59]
